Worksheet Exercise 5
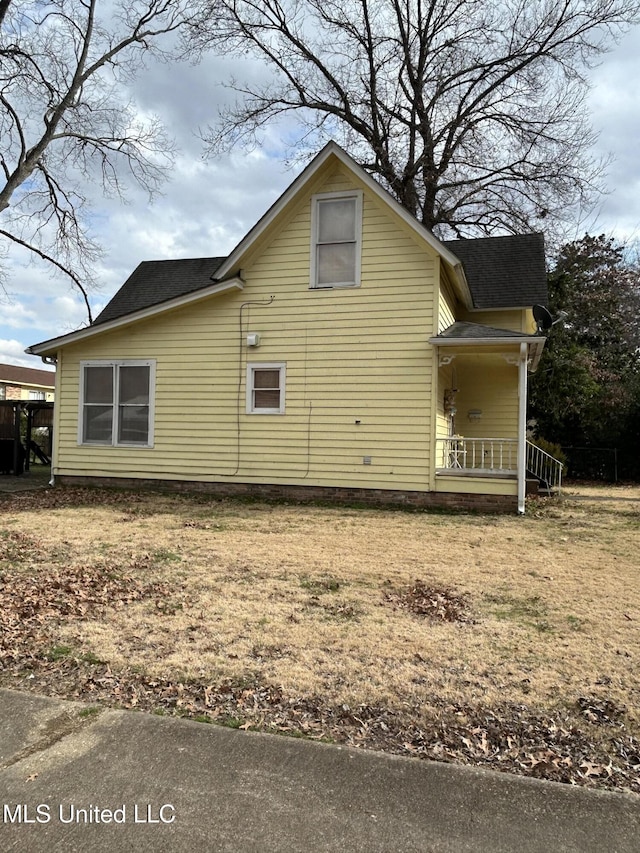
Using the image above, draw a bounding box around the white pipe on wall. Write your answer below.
[517,342,528,515]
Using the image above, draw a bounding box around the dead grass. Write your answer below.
[1,483,639,790]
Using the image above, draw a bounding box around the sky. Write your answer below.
[1,19,640,371]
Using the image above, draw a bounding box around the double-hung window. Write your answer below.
[310,191,362,288]
[246,363,286,414]
[80,360,155,446]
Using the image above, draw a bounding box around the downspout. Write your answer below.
[35,354,58,486]
[48,352,60,486]
[517,342,528,515]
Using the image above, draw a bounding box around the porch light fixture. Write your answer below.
[247,333,261,347]
[468,409,482,422]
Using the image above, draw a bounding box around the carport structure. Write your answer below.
[0,400,54,475]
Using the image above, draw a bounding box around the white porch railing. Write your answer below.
[526,440,564,494]
[436,437,564,493]
[436,437,518,473]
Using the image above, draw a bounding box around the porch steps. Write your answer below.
[526,441,563,495]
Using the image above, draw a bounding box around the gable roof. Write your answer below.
[94,257,226,326]
[211,142,468,293]
[0,362,55,387]
[443,233,547,309]
[27,143,548,358]
[90,232,547,330]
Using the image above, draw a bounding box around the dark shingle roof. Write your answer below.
[434,322,534,340]
[443,233,547,309]
[93,257,226,326]
[0,362,55,386]
[92,234,547,329]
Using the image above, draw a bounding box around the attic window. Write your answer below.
[310,191,362,288]
[79,361,155,447]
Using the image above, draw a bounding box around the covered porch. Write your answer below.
[430,322,559,512]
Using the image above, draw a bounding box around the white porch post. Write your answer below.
[517,342,528,514]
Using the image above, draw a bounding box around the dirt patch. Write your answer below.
[1,483,639,793]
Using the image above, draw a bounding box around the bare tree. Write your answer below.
[189,0,640,239]
[0,0,191,321]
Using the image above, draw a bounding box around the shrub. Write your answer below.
[532,437,568,471]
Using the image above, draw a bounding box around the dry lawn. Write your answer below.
[1,483,639,790]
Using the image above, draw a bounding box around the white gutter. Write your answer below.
[517,341,528,515]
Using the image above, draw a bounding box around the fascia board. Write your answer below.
[27,277,244,357]
[468,305,538,312]
[428,335,541,346]
[212,145,342,281]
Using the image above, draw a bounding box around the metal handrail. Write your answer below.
[526,440,564,493]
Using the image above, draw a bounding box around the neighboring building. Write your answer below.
[27,142,559,512]
[0,363,55,401]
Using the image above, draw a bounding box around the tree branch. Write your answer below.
[0,227,93,323]
[1,0,193,307]
[190,0,640,236]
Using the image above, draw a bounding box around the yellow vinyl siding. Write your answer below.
[54,165,438,492]
[435,475,517,496]
[460,308,531,333]
[454,359,519,439]
[438,282,456,332]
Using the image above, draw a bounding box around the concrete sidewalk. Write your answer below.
[1,689,639,852]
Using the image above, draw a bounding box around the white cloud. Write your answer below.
[586,25,640,240]
[0,300,38,329]
[0,339,49,369]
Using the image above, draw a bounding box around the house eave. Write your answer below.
[27,277,244,357]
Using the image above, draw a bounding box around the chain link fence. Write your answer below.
[562,447,619,482]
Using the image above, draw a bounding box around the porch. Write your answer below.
[429,322,560,510]
[0,400,54,476]
[436,436,563,494]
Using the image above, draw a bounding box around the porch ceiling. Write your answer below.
[441,350,520,367]
[429,322,545,371]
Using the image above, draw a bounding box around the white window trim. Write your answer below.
[78,360,156,447]
[310,190,363,289]
[246,362,286,414]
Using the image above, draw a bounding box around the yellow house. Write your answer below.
[27,143,560,512]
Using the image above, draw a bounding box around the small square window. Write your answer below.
[310,191,362,288]
[247,363,286,414]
